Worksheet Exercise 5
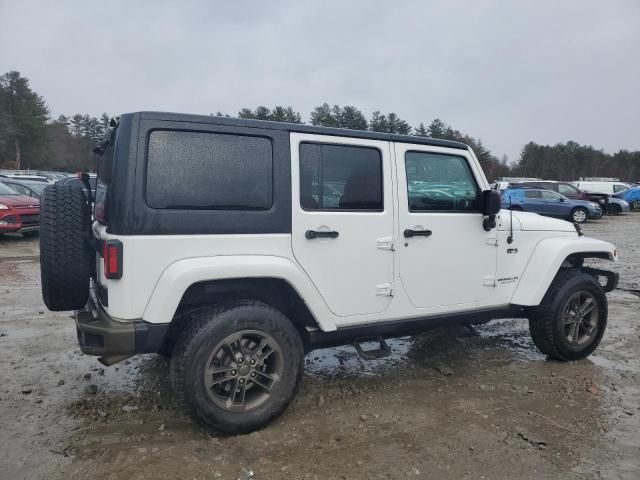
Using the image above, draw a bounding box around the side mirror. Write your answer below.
[481,189,501,216]
[481,190,501,231]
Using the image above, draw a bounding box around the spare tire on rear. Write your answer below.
[40,183,92,311]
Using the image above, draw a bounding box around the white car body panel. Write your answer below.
[571,181,630,195]
[92,133,617,333]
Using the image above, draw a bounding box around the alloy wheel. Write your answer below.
[203,330,283,412]
[563,291,599,346]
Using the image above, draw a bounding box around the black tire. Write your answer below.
[40,183,91,311]
[570,207,588,223]
[528,269,607,361]
[607,203,621,215]
[170,301,304,434]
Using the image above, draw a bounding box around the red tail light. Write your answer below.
[102,240,123,279]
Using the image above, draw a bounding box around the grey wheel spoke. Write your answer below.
[581,298,595,316]
[251,371,278,392]
[225,379,240,408]
[208,366,235,376]
[250,339,269,361]
[205,329,284,412]
[570,323,580,343]
[236,382,247,407]
[210,375,233,387]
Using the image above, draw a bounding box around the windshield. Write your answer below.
[27,183,47,195]
[0,182,19,195]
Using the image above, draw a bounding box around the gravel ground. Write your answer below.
[1,214,639,480]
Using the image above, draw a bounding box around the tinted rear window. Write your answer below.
[146,130,273,210]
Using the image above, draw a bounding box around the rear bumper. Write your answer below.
[75,292,169,363]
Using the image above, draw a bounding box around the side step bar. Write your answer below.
[353,337,391,360]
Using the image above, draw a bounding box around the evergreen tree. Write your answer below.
[369,111,388,132]
[69,114,84,137]
[238,108,255,119]
[310,103,337,127]
[339,106,368,130]
[253,106,271,120]
[414,123,428,136]
[283,106,302,123]
[0,71,49,168]
[427,118,447,138]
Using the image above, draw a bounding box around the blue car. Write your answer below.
[614,186,640,209]
[501,187,602,223]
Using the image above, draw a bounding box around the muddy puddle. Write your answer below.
[2,214,640,479]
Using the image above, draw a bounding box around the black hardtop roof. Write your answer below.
[132,111,470,151]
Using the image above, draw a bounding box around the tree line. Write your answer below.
[1,71,637,181]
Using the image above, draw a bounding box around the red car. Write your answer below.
[0,181,41,236]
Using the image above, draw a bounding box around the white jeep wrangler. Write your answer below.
[40,112,619,433]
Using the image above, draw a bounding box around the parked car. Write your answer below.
[503,180,613,213]
[39,111,618,434]
[55,173,97,199]
[605,196,631,215]
[613,186,640,209]
[0,174,49,183]
[509,180,589,200]
[501,187,601,223]
[0,181,40,236]
[572,180,630,196]
[0,178,48,199]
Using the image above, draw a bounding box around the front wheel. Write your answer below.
[529,269,607,361]
[570,207,588,223]
[170,301,304,434]
[607,203,621,215]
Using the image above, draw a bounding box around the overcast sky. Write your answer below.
[1,0,638,161]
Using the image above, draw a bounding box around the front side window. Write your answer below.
[558,183,579,196]
[299,143,383,211]
[541,190,562,200]
[613,184,627,193]
[146,130,273,210]
[405,152,479,212]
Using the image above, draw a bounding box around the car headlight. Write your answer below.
[590,202,599,207]
[0,204,8,210]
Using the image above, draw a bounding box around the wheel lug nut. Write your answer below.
[250,372,256,377]
[250,359,255,365]
[239,378,245,384]
[231,370,237,376]
[237,357,244,363]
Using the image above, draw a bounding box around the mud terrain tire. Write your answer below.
[40,183,91,311]
[529,269,607,361]
[170,301,304,434]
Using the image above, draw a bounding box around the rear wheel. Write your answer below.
[529,269,607,361]
[170,301,304,433]
[570,207,588,223]
[40,183,92,311]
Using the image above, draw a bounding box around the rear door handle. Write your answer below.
[306,230,339,240]
[404,229,432,238]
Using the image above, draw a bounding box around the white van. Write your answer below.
[572,181,630,195]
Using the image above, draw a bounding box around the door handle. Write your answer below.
[305,230,339,240]
[404,228,432,238]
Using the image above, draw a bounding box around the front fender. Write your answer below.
[141,255,337,331]
[510,236,617,306]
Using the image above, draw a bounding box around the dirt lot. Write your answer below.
[1,215,639,480]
